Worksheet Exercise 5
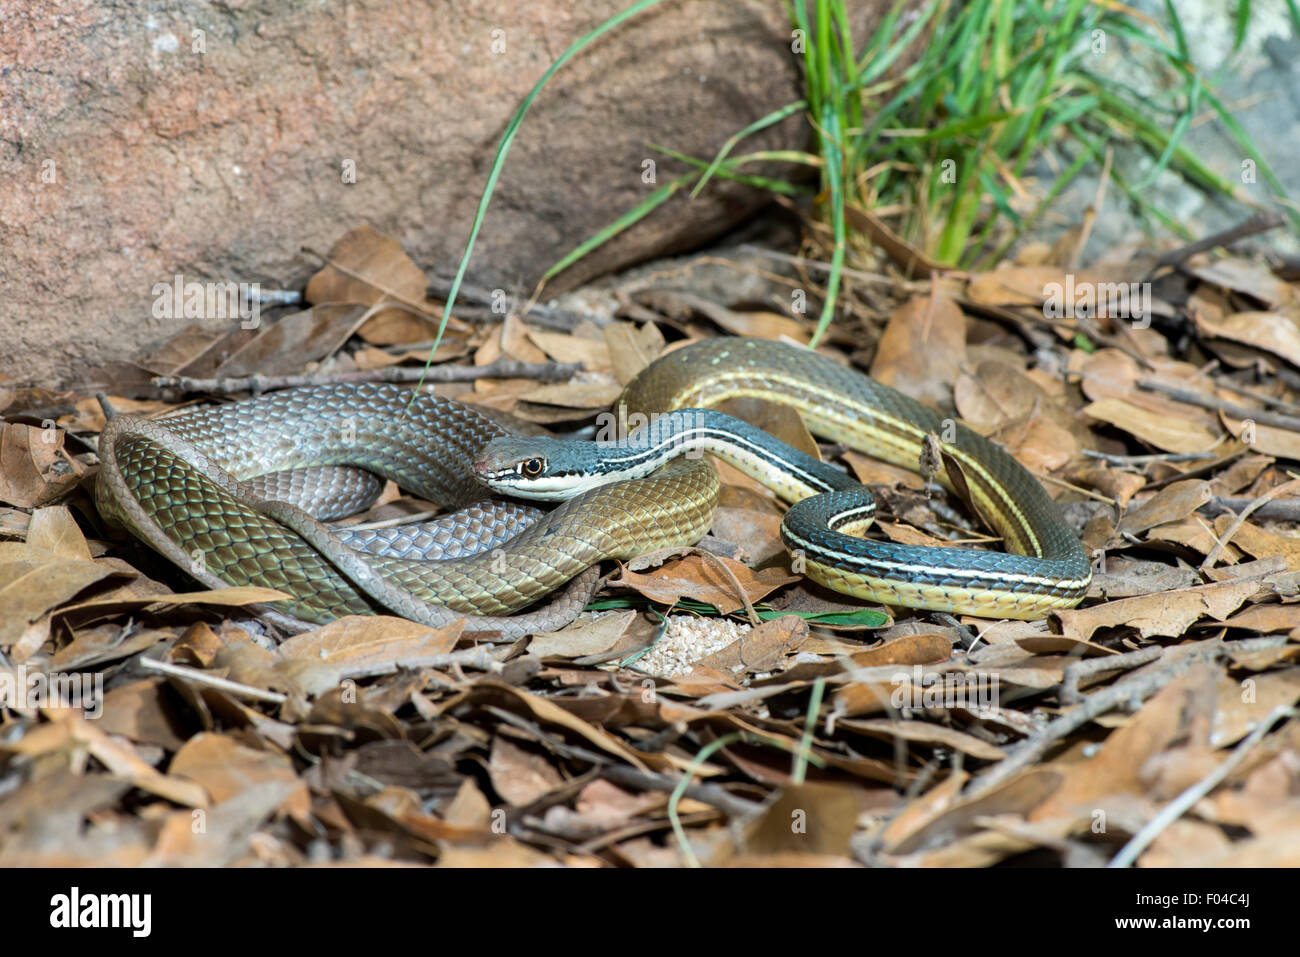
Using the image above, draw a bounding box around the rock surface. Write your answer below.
[0,0,905,387]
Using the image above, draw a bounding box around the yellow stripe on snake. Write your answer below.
[96,337,1090,636]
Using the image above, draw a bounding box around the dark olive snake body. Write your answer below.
[95,337,1090,632]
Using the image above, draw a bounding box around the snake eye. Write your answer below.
[519,457,545,479]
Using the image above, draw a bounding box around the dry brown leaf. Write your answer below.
[517,380,622,409]
[1071,466,1146,507]
[993,413,1078,474]
[278,615,463,667]
[1118,479,1213,535]
[170,732,310,818]
[697,614,807,675]
[1083,397,1219,453]
[888,768,1062,855]
[527,329,612,370]
[58,585,291,617]
[840,717,1005,760]
[869,295,965,410]
[529,610,635,659]
[1210,670,1300,747]
[214,304,370,377]
[0,559,115,648]
[0,423,77,508]
[1196,310,1300,367]
[1187,258,1292,309]
[1056,578,1260,640]
[1212,516,1300,571]
[25,506,92,561]
[304,224,429,308]
[488,735,565,806]
[603,321,664,385]
[1030,667,1215,821]
[610,554,798,615]
[953,361,1039,434]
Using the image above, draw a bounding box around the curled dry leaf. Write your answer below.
[1055,578,1259,641]
[609,553,798,615]
[0,423,78,508]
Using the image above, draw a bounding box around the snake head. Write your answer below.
[474,437,585,501]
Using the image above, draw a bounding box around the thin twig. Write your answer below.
[1108,705,1296,868]
[1138,377,1300,433]
[482,704,760,819]
[152,358,581,395]
[1080,449,1216,466]
[139,657,288,704]
[1201,496,1300,522]
[335,645,505,679]
[969,649,1186,798]
[1060,646,1163,706]
[1202,478,1300,570]
[1207,370,1300,417]
[1145,210,1287,277]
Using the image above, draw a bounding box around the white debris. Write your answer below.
[635,614,750,678]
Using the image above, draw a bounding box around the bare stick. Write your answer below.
[482,704,760,819]
[139,656,288,704]
[153,358,581,395]
[1146,210,1287,276]
[1201,496,1300,522]
[1137,377,1300,433]
[1081,449,1215,466]
[972,638,1292,798]
[425,276,602,331]
[335,645,505,679]
[1060,646,1164,706]
[1108,705,1296,868]
[1202,478,1300,570]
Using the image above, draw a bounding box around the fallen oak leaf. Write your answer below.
[1055,578,1260,641]
[609,553,797,616]
[0,423,78,508]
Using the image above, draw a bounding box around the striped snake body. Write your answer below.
[96,337,1090,631]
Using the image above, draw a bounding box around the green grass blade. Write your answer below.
[543,177,686,282]
[411,0,666,392]
[689,100,807,198]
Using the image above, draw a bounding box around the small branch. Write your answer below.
[972,638,1292,798]
[970,648,1189,798]
[139,656,288,704]
[1108,705,1296,868]
[1200,495,1300,523]
[482,704,760,819]
[425,276,603,331]
[152,358,581,395]
[1146,210,1287,277]
[1202,478,1300,570]
[334,645,505,680]
[1081,449,1216,466]
[1060,646,1163,706]
[1207,370,1300,417]
[1137,377,1300,433]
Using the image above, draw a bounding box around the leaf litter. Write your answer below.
[2,226,1300,867]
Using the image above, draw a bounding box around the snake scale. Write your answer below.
[96,337,1091,633]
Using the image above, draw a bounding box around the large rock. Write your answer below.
[0,0,905,387]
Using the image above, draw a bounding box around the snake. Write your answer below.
[95,336,1091,633]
